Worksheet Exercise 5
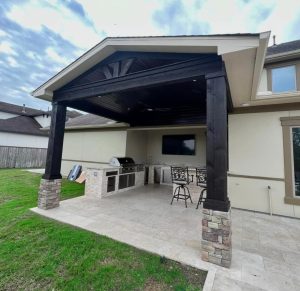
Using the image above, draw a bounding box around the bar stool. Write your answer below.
[170,166,193,208]
[196,168,207,209]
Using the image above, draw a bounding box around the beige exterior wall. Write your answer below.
[125,131,148,164]
[61,129,127,176]
[228,110,300,218]
[0,132,48,148]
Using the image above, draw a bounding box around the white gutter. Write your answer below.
[265,48,300,63]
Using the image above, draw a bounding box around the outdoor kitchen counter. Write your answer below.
[84,166,145,199]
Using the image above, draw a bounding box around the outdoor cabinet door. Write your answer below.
[119,175,127,189]
[128,173,135,187]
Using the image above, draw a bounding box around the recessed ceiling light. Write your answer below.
[147,108,153,111]
[192,79,197,82]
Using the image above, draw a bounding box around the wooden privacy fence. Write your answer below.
[0,146,47,168]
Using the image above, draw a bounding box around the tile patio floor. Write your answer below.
[32,185,300,291]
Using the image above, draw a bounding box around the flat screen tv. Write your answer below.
[162,135,196,155]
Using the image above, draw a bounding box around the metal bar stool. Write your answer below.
[196,168,207,209]
[170,166,193,208]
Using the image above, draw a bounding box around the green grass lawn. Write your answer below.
[0,169,206,291]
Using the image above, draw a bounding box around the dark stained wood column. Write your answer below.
[204,74,230,212]
[43,102,66,180]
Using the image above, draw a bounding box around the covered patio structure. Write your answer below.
[32,33,270,269]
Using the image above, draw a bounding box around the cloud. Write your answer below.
[153,0,300,43]
[46,47,70,66]
[0,40,17,55]
[77,0,162,36]
[0,0,299,111]
[153,0,209,35]
[0,29,7,37]
[7,56,19,67]
[6,0,102,49]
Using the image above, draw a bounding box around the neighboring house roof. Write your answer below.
[65,114,114,126]
[267,40,300,56]
[0,101,45,116]
[64,113,127,130]
[0,116,48,136]
[0,101,82,119]
[66,110,82,119]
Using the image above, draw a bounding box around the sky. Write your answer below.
[0,0,300,110]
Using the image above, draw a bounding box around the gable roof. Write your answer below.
[0,101,45,116]
[267,39,300,56]
[0,116,48,136]
[31,32,270,109]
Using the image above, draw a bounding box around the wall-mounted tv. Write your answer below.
[162,135,196,155]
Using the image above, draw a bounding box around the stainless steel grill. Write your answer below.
[109,157,144,173]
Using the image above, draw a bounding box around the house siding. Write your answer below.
[0,132,48,148]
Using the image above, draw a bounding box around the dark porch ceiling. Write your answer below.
[66,77,207,126]
[55,51,230,126]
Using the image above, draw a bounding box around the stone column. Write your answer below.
[38,178,62,210]
[201,208,232,268]
[38,102,66,210]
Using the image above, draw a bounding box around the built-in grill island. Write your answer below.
[84,157,145,199]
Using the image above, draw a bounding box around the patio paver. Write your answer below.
[32,185,300,291]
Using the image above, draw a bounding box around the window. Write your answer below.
[281,117,300,206]
[292,128,300,197]
[272,65,296,93]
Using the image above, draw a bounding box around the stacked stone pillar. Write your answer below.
[201,208,232,268]
[38,179,62,210]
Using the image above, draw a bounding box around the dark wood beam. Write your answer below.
[43,102,66,180]
[54,56,223,103]
[204,74,230,212]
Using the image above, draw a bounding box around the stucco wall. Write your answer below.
[228,110,300,218]
[125,131,148,164]
[61,129,127,176]
[0,132,48,148]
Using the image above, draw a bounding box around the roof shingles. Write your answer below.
[267,40,300,56]
[0,101,45,116]
[65,114,115,128]
[0,116,48,136]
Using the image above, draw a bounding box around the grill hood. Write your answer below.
[109,157,135,167]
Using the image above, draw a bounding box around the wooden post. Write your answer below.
[43,102,66,180]
[204,74,230,212]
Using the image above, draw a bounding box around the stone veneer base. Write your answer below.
[38,179,62,210]
[201,208,232,268]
